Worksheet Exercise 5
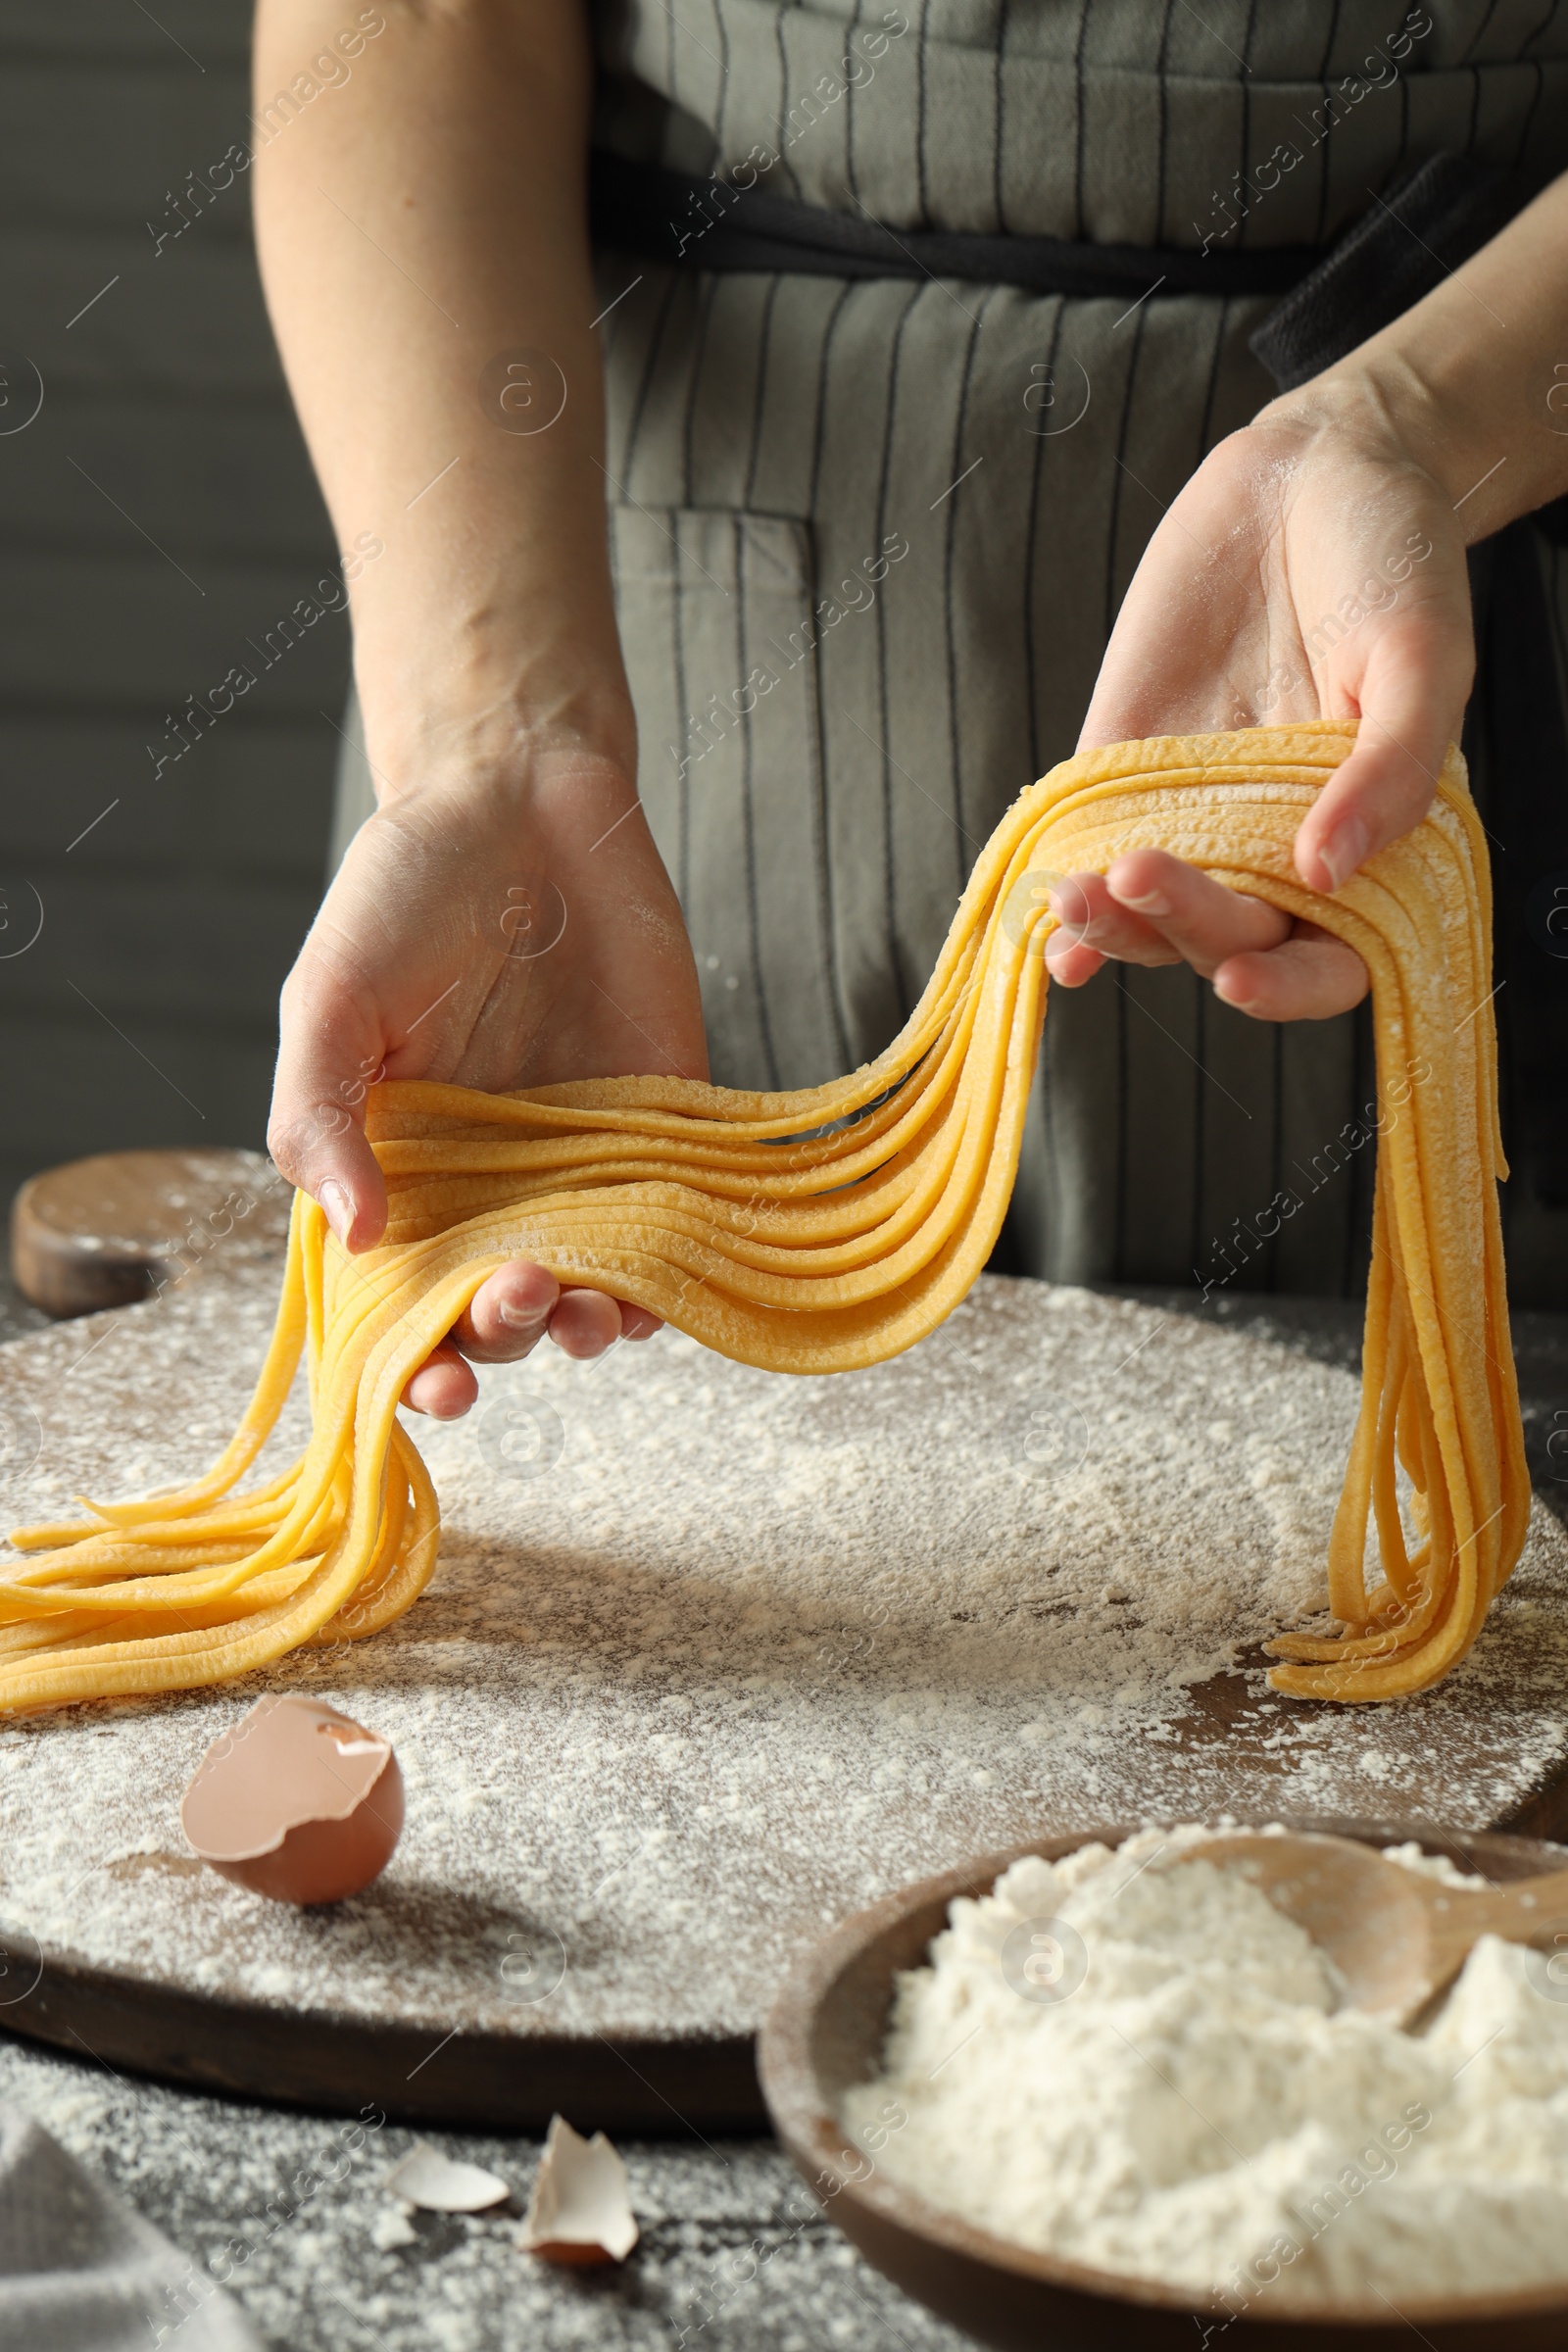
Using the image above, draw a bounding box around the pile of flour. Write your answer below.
[842,1827,1568,2309]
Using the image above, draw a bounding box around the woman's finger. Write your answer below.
[1043,872,1105,983]
[268,954,389,1251]
[454,1261,561,1361]
[1043,934,1106,986]
[458,1262,662,1362]
[1213,928,1371,1022]
[548,1288,624,1358]
[1046,873,1180,968]
[1294,620,1467,891]
[1047,859,1290,978]
[1103,850,1293,976]
[404,1265,662,1421]
[402,1340,479,1418]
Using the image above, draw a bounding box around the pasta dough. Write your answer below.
[2,724,1526,1710]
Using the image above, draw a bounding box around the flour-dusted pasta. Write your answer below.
[2,725,1526,1707]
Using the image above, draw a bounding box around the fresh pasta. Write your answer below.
[2,723,1526,1708]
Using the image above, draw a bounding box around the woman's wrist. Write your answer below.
[341,445,636,798]
[1274,357,1519,543]
[1252,363,1455,508]
[349,651,638,816]
[1254,172,1568,545]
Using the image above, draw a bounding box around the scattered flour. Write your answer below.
[843,1828,1568,2309]
[0,1263,1565,2050]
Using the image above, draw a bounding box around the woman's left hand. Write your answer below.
[1055,369,1475,1020]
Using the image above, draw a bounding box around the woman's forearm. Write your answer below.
[1269,169,1568,542]
[252,0,631,794]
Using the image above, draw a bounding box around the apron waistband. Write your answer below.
[589,149,1536,373]
[588,148,1315,299]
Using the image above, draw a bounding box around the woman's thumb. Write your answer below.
[267,982,388,1251]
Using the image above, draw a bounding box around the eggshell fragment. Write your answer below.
[518,2114,638,2265]
[385,2143,511,2213]
[180,1693,403,1904]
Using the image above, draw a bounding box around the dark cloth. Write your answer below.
[1249,150,1532,387]
[0,2103,260,2351]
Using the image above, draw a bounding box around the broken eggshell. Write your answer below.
[180,1693,403,1905]
[385,2143,511,2214]
[518,2113,639,2265]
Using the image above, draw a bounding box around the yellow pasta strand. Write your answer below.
[2,724,1526,1708]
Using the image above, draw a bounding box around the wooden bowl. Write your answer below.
[758,1814,1568,2351]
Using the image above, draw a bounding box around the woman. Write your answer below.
[253,0,1568,1416]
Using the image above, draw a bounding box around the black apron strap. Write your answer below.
[588,148,1316,299]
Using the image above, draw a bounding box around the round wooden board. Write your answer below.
[1,1252,1566,2131]
[10,1148,291,1317]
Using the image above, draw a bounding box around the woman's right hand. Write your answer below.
[267,730,708,1420]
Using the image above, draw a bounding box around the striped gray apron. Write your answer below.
[330,1,1568,1305]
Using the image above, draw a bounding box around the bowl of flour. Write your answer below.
[758,1817,1568,2349]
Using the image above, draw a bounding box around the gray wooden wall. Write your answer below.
[0,0,344,1205]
